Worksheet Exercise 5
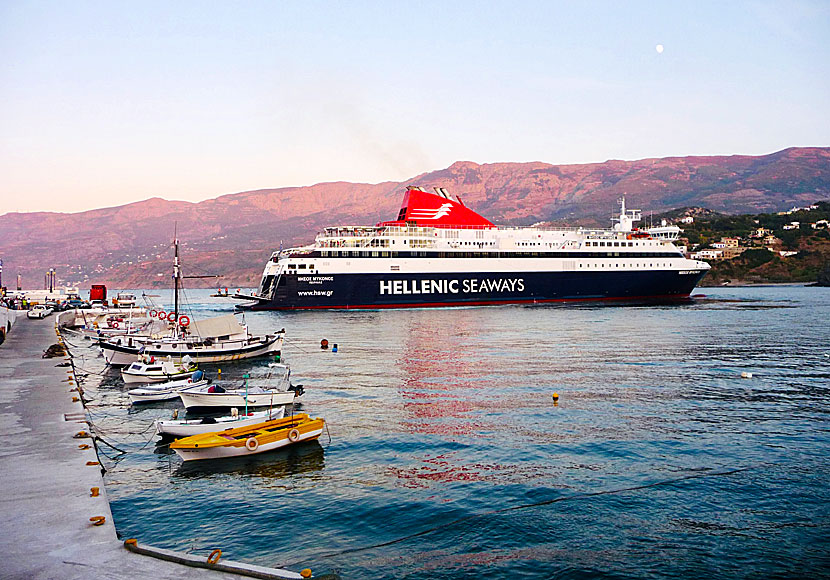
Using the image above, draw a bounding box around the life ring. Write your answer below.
[166,311,178,322]
[157,310,167,320]
[149,309,157,317]
[111,321,119,329]
[245,437,259,452]
[288,428,300,442]
[207,549,222,565]
[179,315,190,327]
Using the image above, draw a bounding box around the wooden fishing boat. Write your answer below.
[169,413,325,461]
[155,407,286,438]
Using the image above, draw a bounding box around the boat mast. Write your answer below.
[173,226,180,338]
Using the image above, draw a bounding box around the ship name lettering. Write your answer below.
[379,277,523,295]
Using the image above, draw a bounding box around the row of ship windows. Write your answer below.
[579,262,671,268]
[585,241,655,247]
[308,250,681,260]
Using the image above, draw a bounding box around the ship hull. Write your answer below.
[246,268,707,310]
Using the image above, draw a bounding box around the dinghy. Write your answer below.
[170,413,325,461]
[128,374,208,404]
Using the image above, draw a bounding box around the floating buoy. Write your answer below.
[740,372,753,378]
[89,516,106,526]
[332,343,338,353]
[301,569,312,579]
[207,549,222,565]
[90,487,100,497]
[552,392,560,401]
[321,339,329,349]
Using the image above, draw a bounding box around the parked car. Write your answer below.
[27,305,53,319]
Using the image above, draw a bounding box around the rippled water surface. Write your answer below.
[70,286,830,579]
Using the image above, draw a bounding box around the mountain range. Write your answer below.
[1,146,828,290]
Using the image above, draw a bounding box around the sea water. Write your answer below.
[70,286,829,579]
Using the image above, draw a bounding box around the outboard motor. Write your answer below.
[287,383,304,397]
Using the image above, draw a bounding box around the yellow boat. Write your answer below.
[170,413,325,461]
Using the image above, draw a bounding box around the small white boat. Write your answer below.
[177,384,299,410]
[155,407,286,438]
[177,364,302,410]
[128,376,208,404]
[121,355,198,384]
[170,413,325,461]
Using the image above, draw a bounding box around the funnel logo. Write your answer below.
[409,203,453,220]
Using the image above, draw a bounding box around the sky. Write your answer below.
[1,1,828,214]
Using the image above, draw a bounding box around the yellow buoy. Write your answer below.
[552,392,560,401]
[301,569,313,579]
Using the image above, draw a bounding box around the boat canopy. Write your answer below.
[188,314,245,339]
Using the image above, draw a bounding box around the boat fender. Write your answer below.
[179,315,190,327]
[166,311,178,322]
[288,428,300,442]
[245,437,259,451]
[207,549,222,565]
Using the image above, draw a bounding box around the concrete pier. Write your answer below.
[0,316,306,579]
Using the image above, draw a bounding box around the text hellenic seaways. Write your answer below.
[379,278,525,295]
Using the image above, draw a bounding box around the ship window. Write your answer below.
[298,264,307,269]
[372,251,379,257]
[288,264,296,269]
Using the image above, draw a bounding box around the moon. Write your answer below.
[655,44,664,54]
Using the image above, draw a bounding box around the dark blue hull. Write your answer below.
[247,269,707,310]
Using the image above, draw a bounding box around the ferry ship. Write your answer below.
[240,186,710,310]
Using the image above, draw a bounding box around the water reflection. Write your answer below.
[174,440,326,481]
